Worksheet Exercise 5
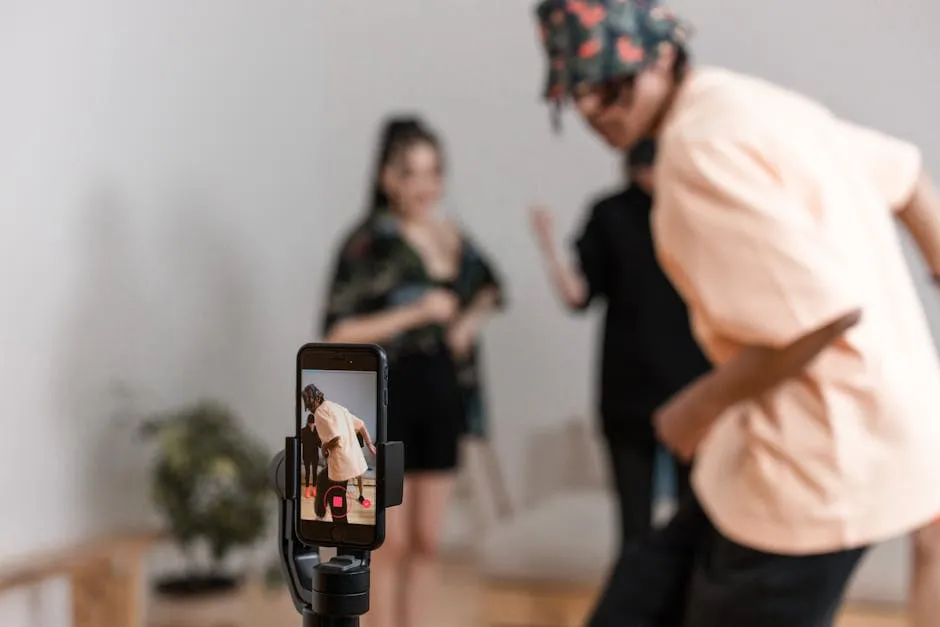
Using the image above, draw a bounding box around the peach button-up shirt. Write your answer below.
[654,67,940,554]
[314,400,368,483]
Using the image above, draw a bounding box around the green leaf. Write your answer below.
[144,400,271,571]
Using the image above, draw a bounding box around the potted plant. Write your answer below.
[141,400,270,598]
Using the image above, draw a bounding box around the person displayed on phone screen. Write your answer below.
[300,413,320,490]
[301,383,377,521]
[321,116,505,627]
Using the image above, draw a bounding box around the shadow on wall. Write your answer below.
[54,184,266,542]
[150,186,270,578]
[54,188,155,534]
[522,417,607,509]
[158,185,264,418]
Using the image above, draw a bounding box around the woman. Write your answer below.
[322,116,504,627]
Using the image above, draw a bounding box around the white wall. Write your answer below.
[316,0,940,605]
[0,1,325,624]
[3,0,939,623]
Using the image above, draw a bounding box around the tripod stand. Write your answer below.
[269,437,404,627]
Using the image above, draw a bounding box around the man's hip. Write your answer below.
[588,494,868,627]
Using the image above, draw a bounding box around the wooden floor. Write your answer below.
[151,561,479,627]
[149,560,906,627]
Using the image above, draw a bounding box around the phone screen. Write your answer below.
[296,344,386,547]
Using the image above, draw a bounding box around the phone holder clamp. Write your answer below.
[269,436,405,627]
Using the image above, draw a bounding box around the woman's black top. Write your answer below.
[574,184,711,432]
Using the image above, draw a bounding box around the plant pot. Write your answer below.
[149,574,249,627]
[155,574,243,597]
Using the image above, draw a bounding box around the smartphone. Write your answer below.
[295,343,388,549]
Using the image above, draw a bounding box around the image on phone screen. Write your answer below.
[298,368,378,526]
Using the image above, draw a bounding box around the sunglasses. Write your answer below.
[551,74,636,132]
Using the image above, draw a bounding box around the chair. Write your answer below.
[479,418,616,627]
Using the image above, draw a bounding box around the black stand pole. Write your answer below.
[269,437,404,627]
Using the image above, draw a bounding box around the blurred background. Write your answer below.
[1,0,938,626]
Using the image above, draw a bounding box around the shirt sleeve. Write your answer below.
[349,415,367,446]
[572,205,607,308]
[460,233,507,309]
[656,138,861,349]
[350,415,365,433]
[314,404,340,443]
[837,121,922,211]
[321,229,380,335]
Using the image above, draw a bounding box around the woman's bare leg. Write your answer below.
[911,521,940,627]
[403,472,456,627]
[365,480,412,627]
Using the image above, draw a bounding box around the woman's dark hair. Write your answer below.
[366,116,443,216]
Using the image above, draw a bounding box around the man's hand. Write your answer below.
[653,377,725,463]
[322,436,341,456]
[357,424,377,457]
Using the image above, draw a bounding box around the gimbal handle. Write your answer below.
[269,437,404,626]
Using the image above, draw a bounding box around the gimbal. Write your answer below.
[268,436,404,627]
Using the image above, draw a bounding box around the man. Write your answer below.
[532,1,940,625]
[531,140,711,627]
[530,141,708,539]
[301,384,377,519]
